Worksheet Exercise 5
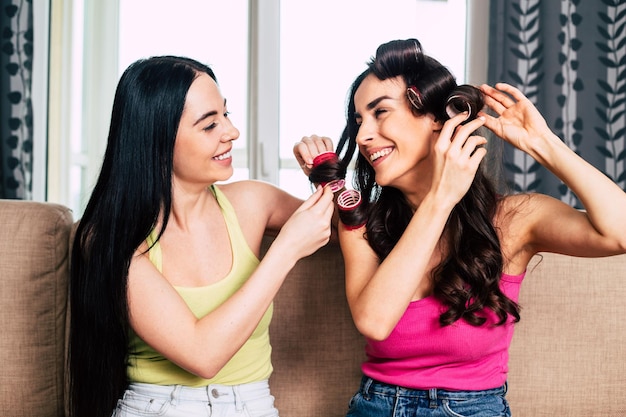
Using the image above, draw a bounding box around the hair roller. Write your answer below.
[444,84,484,123]
[407,85,424,111]
[337,189,366,230]
[445,95,472,120]
[313,151,338,168]
[307,151,368,229]
[371,38,424,83]
[308,151,347,191]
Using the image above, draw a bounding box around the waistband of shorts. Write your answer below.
[127,379,270,403]
[359,376,507,400]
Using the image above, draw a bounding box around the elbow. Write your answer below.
[605,236,626,256]
[188,362,223,380]
[353,315,395,342]
[181,354,228,380]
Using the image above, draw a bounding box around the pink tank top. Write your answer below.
[361,272,525,391]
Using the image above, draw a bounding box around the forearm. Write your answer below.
[188,242,300,376]
[349,195,452,340]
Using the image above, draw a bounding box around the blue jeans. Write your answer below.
[112,380,278,417]
[346,377,511,417]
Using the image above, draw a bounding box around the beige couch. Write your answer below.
[1,199,625,417]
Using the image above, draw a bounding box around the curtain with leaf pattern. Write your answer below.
[488,0,626,208]
[0,0,33,199]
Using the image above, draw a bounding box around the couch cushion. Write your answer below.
[268,239,365,417]
[508,252,626,416]
[0,200,73,416]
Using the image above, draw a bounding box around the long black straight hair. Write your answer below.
[68,56,217,417]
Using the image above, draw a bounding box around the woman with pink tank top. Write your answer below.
[295,38,626,416]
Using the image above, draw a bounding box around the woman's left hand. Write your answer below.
[479,83,553,153]
[293,135,334,176]
[430,112,488,208]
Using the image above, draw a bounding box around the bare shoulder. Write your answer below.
[498,191,560,214]
[495,193,545,270]
[215,180,303,233]
[496,192,568,225]
[216,180,301,212]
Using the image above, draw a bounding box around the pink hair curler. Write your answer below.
[312,151,338,168]
[326,178,345,193]
[337,189,361,210]
[337,189,365,230]
[407,85,423,110]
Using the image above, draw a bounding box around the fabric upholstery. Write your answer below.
[0,200,73,417]
[0,199,625,416]
[507,253,626,416]
[269,243,626,417]
[268,238,365,416]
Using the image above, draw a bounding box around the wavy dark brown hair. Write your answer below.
[332,39,520,327]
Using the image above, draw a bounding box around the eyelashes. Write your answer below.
[203,111,231,131]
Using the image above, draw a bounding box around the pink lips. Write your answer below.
[368,147,393,167]
[213,149,232,162]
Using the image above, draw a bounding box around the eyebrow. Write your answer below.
[367,95,392,110]
[192,98,227,127]
[354,95,393,119]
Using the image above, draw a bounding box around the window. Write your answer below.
[279,0,468,198]
[44,0,474,216]
[119,0,250,183]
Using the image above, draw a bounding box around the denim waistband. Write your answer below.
[127,379,270,404]
[359,376,507,401]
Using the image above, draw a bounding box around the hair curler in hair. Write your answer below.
[445,95,472,120]
[309,151,347,192]
[407,85,424,111]
[337,189,366,230]
[313,151,339,168]
[309,150,367,229]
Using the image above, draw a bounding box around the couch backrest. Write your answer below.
[507,252,626,416]
[2,199,624,417]
[270,241,626,417]
[269,239,365,416]
[0,200,73,417]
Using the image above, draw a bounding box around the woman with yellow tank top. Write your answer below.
[68,56,335,417]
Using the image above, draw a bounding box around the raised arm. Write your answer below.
[480,83,626,257]
[342,113,488,340]
[127,185,335,379]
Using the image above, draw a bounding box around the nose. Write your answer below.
[355,119,373,146]
[222,118,240,142]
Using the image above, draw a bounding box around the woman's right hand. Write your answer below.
[293,135,335,177]
[273,184,335,260]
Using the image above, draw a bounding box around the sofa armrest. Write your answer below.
[0,200,73,416]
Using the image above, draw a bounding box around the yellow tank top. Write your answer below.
[127,185,273,386]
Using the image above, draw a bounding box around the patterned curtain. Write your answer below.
[0,1,33,199]
[488,0,626,208]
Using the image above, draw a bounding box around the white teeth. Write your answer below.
[213,151,231,161]
[370,148,392,162]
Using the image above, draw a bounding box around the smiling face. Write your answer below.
[173,73,239,189]
[353,74,442,194]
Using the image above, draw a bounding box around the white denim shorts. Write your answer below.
[112,379,278,417]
